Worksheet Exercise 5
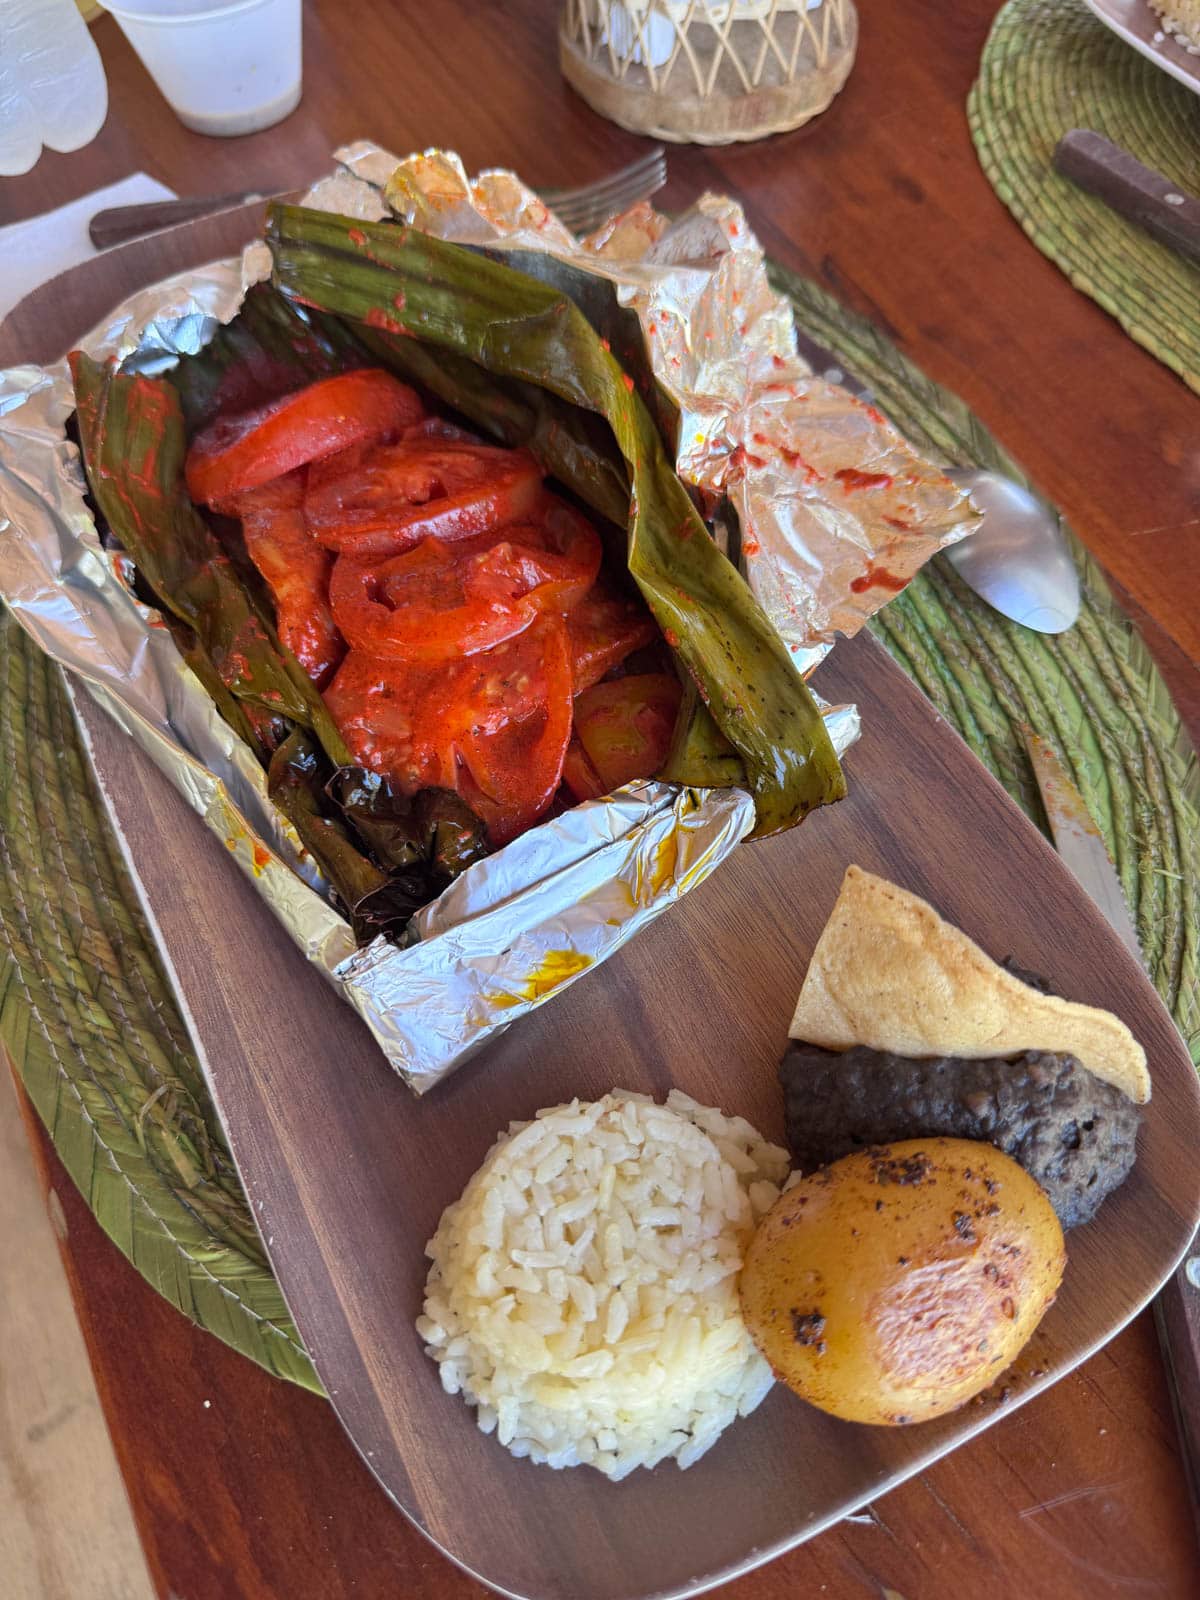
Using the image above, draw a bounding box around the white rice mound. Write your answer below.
[417,1089,789,1481]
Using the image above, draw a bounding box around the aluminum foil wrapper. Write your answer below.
[0,143,971,1092]
[377,146,979,674]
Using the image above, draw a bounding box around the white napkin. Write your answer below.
[0,172,177,324]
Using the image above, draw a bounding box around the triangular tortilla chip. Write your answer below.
[789,866,1150,1103]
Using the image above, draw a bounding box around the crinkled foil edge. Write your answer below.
[0,143,970,1091]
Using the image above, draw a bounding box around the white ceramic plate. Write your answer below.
[1083,0,1200,96]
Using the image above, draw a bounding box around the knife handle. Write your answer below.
[88,191,265,252]
[1053,130,1200,268]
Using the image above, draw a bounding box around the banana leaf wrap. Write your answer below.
[169,281,371,434]
[69,350,486,939]
[266,204,846,837]
[70,351,348,762]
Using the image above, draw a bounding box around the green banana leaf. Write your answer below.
[354,326,633,532]
[266,204,846,836]
[70,352,483,938]
[268,733,489,942]
[71,352,349,764]
[169,281,368,433]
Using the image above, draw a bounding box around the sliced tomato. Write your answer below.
[327,496,600,664]
[566,579,660,692]
[565,673,683,799]
[233,471,344,687]
[400,415,483,445]
[496,494,603,616]
[561,738,607,802]
[324,616,573,845]
[453,617,574,843]
[304,439,543,561]
[186,369,424,506]
[329,537,537,662]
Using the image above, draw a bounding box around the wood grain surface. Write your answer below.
[4,0,1200,1595]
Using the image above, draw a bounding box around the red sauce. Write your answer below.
[779,444,823,484]
[621,372,635,393]
[599,337,611,352]
[252,843,272,873]
[884,515,912,531]
[664,627,680,648]
[363,307,409,335]
[347,228,366,248]
[772,353,786,369]
[835,468,894,492]
[850,564,907,595]
[742,538,761,556]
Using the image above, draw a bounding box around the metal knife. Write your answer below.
[88,190,284,251]
[1024,731,1142,962]
[1024,729,1200,1538]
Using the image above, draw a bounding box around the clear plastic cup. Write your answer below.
[101,0,302,137]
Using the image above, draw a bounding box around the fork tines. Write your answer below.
[541,147,667,235]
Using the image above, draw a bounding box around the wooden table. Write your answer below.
[4,1,1199,1595]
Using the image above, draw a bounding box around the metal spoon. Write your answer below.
[942,469,1081,634]
[791,329,1081,634]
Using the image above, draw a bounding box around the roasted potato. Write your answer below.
[739,1137,1065,1425]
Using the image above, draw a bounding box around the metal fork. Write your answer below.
[88,147,668,251]
[540,146,666,233]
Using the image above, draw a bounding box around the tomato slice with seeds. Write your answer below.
[304,439,543,561]
[564,673,683,800]
[185,369,423,506]
[233,471,344,687]
[324,616,573,845]
[453,617,574,843]
[329,537,537,662]
[566,579,660,692]
[327,493,602,663]
[497,495,604,617]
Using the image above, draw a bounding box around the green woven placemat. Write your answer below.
[969,0,1200,393]
[2,274,1197,1390]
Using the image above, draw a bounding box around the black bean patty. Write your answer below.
[779,1045,1140,1230]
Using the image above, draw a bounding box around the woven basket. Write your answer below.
[559,0,858,144]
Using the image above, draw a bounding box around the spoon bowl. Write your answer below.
[943,469,1081,634]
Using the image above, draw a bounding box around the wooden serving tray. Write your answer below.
[6,213,1200,1600]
